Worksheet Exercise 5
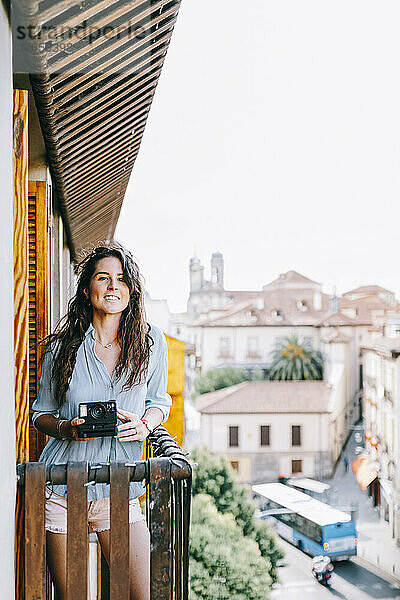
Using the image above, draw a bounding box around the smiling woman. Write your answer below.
[31,243,171,600]
[87,257,131,318]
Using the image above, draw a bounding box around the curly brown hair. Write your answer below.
[42,243,153,408]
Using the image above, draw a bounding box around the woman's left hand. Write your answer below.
[116,408,149,442]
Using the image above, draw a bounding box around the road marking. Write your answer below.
[271,586,318,597]
[274,581,315,588]
[272,580,321,594]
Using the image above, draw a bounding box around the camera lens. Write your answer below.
[89,404,106,420]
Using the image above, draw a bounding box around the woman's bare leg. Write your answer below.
[97,521,150,600]
[46,531,67,600]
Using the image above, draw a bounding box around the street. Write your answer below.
[272,539,400,600]
[270,424,400,599]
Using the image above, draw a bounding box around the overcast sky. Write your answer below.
[116,0,400,313]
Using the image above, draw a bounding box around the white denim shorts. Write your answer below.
[45,488,146,534]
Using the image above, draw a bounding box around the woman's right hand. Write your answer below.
[63,417,86,440]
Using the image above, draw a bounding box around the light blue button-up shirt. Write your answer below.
[31,323,171,501]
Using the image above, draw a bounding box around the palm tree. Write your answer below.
[268,334,324,380]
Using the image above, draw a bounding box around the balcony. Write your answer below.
[217,350,234,360]
[246,351,261,359]
[16,426,191,599]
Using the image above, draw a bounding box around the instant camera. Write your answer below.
[76,401,117,438]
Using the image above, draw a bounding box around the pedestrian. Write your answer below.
[344,455,349,472]
[32,244,171,600]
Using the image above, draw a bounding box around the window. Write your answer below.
[249,310,258,323]
[292,514,322,543]
[303,337,312,347]
[260,425,270,446]
[271,309,283,321]
[342,307,358,319]
[248,337,258,352]
[291,425,301,446]
[247,336,260,358]
[291,459,302,474]
[268,500,322,543]
[220,337,230,351]
[219,337,232,357]
[229,426,239,447]
[230,460,239,472]
[297,300,309,312]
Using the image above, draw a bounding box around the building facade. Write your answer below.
[197,380,342,483]
[182,256,398,376]
[171,255,400,448]
[362,338,400,545]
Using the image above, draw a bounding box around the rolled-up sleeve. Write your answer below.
[31,347,59,427]
[145,327,171,422]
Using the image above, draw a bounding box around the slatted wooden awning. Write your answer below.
[13,0,181,257]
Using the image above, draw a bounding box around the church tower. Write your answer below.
[210,252,224,289]
[189,256,204,292]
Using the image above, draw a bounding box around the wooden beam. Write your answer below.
[24,463,46,600]
[13,89,29,464]
[110,463,130,599]
[67,463,88,600]
[28,180,51,460]
[13,88,29,600]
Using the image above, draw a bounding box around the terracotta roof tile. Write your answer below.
[343,285,393,296]
[196,381,331,414]
[192,271,400,328]
[263,270,321,289]
[318,312,359,326]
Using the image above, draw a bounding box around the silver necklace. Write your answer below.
[95,336,117,349]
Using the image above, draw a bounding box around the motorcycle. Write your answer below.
[311,555,334,586]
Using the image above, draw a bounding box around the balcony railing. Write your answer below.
[246,351,261,359]
[217,350,233,359]
[16,426,192,600]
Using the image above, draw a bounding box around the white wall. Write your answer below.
[145,296,172,334]
[0,7,16,597]
[202,412,329,453]
[199,325,319,371]
[201,412,330,479]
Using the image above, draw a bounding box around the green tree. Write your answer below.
[190,495,272,600]
[268,334,323,380]
[194,366,266,397]
[191,448,284,583]
[194,367,250,397]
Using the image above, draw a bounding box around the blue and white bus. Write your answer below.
[253,483,357,561]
